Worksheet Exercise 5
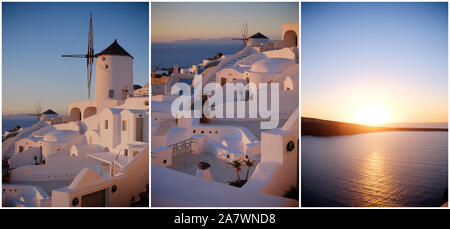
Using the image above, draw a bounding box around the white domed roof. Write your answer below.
[33,125,57,137]
[250,58,295,74]
[43,130,77,143]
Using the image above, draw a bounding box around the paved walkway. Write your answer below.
[168,152,258,185]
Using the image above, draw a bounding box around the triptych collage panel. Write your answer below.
[1,1,448,209]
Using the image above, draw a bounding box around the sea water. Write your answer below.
[151,43,242,70]
[2,114,39,134]
[302,131,448,207]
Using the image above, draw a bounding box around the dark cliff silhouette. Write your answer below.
[301,117,447,136]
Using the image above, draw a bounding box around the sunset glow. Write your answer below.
[302,3,448,125]
[355,104,390,126]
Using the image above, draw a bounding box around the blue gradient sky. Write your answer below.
[2,2,149,114]
[302,2,448,123]
[152,2,299,42]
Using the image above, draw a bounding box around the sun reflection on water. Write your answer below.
[351,150,404,207]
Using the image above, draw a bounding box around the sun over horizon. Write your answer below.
[302,3,448,125]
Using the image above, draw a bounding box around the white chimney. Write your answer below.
[196,162,213,181]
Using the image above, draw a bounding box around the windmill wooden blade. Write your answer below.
[231,23,249,48]
[241,23,248,48]
[61,13,95,99]
[62,54,89,58]
[86,13,94,99]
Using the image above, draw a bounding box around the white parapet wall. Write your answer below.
[243,128,298,197]
[9,147,41,169]
[151,145,172,167]
[151,165,297,207]
[52,149,149,207]
[2,120,48,157]
[9,156,99,182]
[2,184,52,207]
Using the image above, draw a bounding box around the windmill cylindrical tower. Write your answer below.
[94,39,133,103]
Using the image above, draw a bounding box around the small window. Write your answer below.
[102,57,106,61]
[122,120,127,131]
[19,146,24,153]
[124,149,128,157]
[105,120,108,129]
[109,89,114,98]
[221,78,226,86]
[105,64,109,69]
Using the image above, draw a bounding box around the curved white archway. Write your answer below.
[283,30,297,48]
[84,107,97,119]
[70,108,82,121]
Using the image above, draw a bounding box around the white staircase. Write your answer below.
[203,53,251,85]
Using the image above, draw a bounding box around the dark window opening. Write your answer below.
[122,120,127,131]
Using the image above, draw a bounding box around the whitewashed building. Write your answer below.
[151,23,299,207]
[3,40,149,207]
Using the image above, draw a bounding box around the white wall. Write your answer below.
[10,156,99,182]
[52,149,149,207]
[2,184,51,207]
[120,110,149,144]
[15,138,38,154]
[95,55,133,102]
[99,109,121,150]
[2,120,47,156]
[151,165,297,207]
[9,147,41,169]
[244,128,298,197]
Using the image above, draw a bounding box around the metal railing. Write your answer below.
[170,138,195,159]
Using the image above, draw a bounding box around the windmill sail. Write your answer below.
[87,13,94,99]
[232,23,248,48]
[62,13,95,99]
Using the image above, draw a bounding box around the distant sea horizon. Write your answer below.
[302,116,448,129]
[382,122,448,129]
[151,41,242,70]
[2,114,39,134]
[2,113,67,134]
